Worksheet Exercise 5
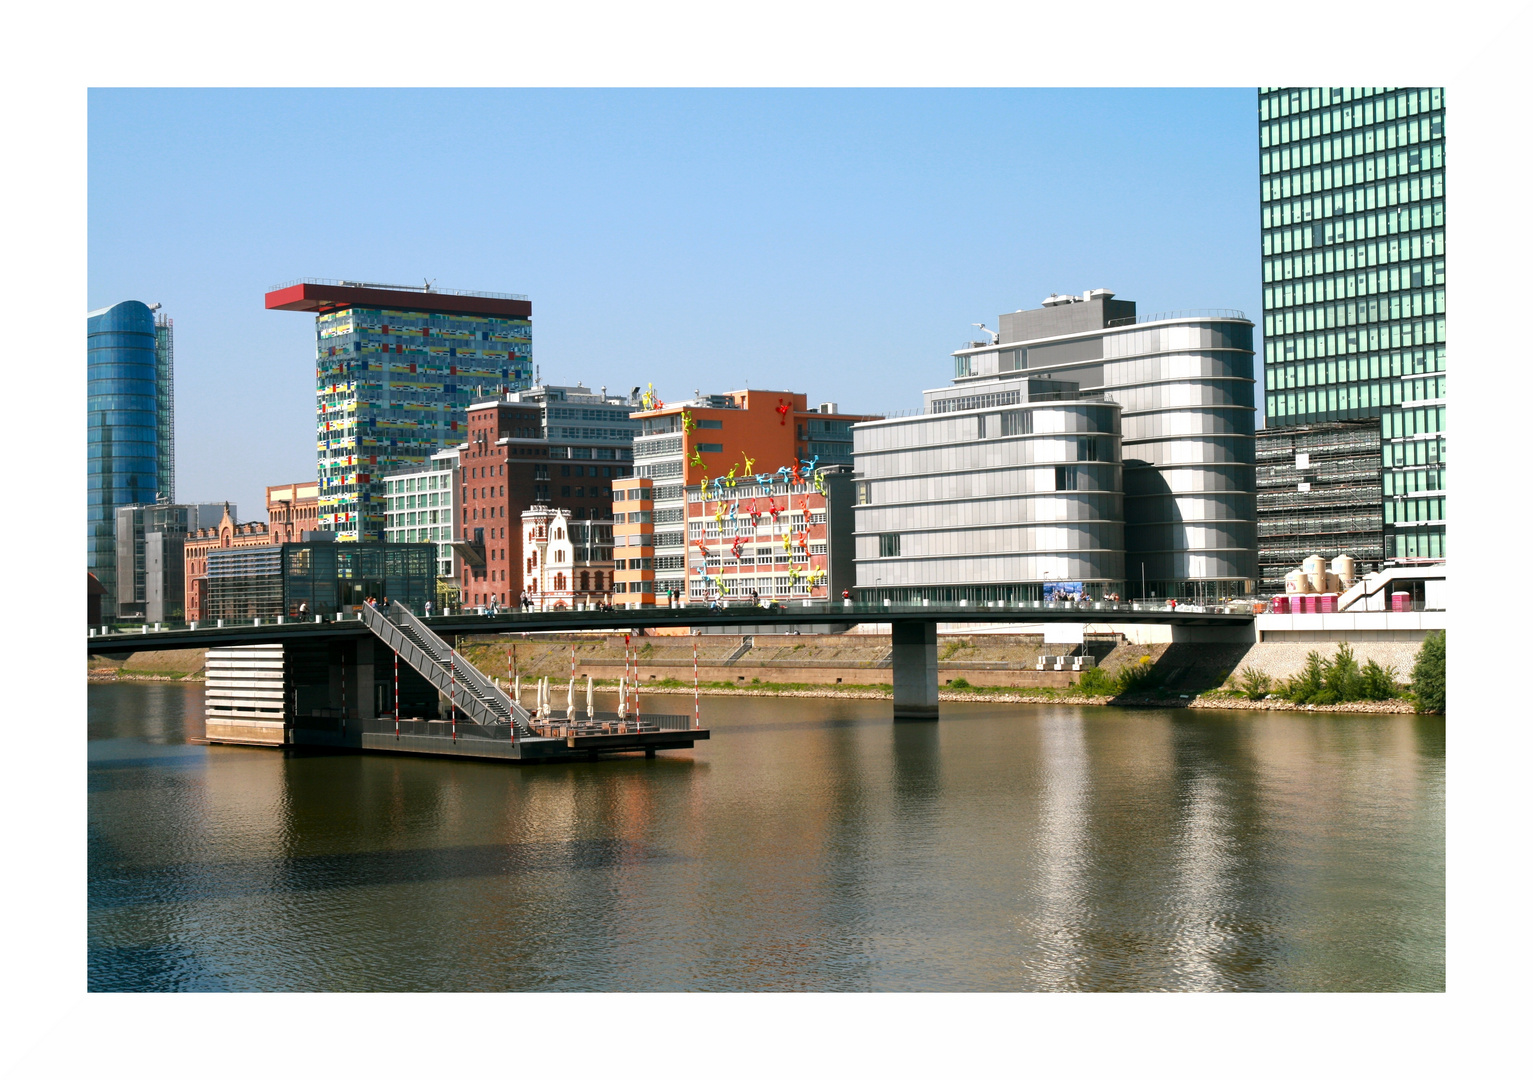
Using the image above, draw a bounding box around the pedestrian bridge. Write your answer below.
[88,600,1255,726]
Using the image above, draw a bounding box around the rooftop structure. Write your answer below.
[266,278,533,542]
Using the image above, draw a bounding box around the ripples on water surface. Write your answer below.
[88,683,1444,992]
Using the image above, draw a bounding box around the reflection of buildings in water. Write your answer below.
[1019,712,1092,989]
[1168,766,1238,990]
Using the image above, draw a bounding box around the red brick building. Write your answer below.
[183,505,273,621]
[455,399,550,609]
[266,481,320,544]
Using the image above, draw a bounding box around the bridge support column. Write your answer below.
[891,620,939,721]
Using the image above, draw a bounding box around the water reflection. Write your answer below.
[88,685,1444,992]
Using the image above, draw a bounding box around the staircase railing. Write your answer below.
[359,602,534,735]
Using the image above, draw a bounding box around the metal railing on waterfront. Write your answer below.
[341,711,694,742]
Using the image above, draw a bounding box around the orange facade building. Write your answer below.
[622,390,878,604]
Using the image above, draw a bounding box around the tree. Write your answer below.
[1411,631,1446,714]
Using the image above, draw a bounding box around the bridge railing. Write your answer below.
[87,598,1270,641]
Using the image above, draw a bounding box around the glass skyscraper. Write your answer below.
[88,300,175,618]
[155,312,175,502]
[1258,86,1446,560]
[267,279,533,542]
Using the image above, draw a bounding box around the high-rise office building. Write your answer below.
[115,500,224,620]
[266,279,533,542]
[905,292,1257,602]
[1258,86,1446,561]
[88,300,176,617]
[155,312,175,502]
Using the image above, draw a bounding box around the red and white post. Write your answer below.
[393,649,400,738]
[693,639,700,728]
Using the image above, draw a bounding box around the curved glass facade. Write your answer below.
[938,301,1258,601]
[88,301,164,616]
[852,400,1125,603]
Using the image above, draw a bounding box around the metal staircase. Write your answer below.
[360,602,535,736]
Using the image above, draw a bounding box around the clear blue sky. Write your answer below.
[88,88,1260,518]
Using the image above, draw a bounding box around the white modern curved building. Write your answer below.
[852,290,1257,603]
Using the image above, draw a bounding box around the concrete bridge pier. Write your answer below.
[891,621,939,721]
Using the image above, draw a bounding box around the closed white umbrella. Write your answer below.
[617,676,628,720]
[514,674,521,705]
[566,678,576,720]
[585,675,594,721]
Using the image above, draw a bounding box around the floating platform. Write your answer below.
[215,713,709,762]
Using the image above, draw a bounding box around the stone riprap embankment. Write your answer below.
[89,648,207,681]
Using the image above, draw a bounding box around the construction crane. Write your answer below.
[971,323,999,345]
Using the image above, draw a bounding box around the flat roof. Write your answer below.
[266,279,531,319]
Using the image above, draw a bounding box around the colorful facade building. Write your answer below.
[265,279,533,542]
[629,390,881,601]
[686,471,840,604]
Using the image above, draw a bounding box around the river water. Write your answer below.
[88,682,1444,992]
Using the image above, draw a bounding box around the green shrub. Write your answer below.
[1236,666,1272,699]
[1116,658,1157,693]
[1282,651,1328,704]
[1075,667,1116,695]
[1323,642,1364,702]
[1411,631,1446,713]
[948,676,971,689]
[1360,658,1400,701]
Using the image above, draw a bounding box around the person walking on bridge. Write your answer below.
[424,599,433,618]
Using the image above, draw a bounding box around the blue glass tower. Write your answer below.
[89,300,170,618]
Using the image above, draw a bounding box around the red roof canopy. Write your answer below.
[265,281,531,319]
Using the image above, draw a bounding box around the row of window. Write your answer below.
[1261,109,1441,151]
[1266,349,1444,390]
[1385,497,1444,526]
[1265,177,1439,233]
[1259,87,1441,121]
[1382,405,1446,441]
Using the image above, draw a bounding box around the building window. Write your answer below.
[695,443,723,454]
[879,533,901,558]
[1001,410,1033,437]
[1055,465,1079,491]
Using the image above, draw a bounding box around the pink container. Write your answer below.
[1270,595,1289,614]
[1318,594,1337,613]
[1301,595,1318,614]
[1391,592,1411,612]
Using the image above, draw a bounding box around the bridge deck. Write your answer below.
[88,601,1254,656]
